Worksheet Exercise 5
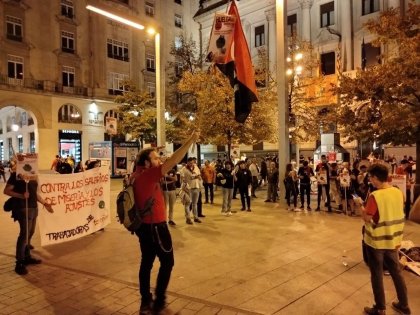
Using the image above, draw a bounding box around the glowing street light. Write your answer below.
[86,2,165,146]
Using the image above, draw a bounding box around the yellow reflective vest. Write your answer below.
[364,187,405,250]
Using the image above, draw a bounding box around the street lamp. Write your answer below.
[276,0,289,194]
[86,1,165,146]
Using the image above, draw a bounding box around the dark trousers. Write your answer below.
[239,187,251,209]
[366,245,409,310]
[317,184,331,210]
[286,185,298,207]
[136,223,174,304]
[233,182,238,198]
[16,209,37,261]
[203,183,214,203]
[300,183,311,206]
[251,176,258,197]
[404,189,411,218]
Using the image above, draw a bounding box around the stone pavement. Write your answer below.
[0,179,419,315]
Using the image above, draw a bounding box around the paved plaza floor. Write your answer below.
[0,179,419,315]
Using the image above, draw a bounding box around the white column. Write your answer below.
[276,0,289,193]
[266,9,276,74]
[155,32,165,146]
[341,0,352,71]
[299,0,313,41]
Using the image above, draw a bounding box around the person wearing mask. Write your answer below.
[132,131,199,314]
[201,160,216,204]
[3,159,54,275]
[355,164,411,315]
[235,161,252,211]
[217,160,235,216]
[298,161,314,210]
[162,167,177,226]
[180,157,202,224]
[315,155,332,212]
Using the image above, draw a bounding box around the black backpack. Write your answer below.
[116,181,154,233]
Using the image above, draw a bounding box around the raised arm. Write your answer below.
[161,131,200,176]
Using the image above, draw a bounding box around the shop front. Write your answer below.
[59,130,82,162]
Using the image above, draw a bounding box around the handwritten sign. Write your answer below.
[207,13,236,63]
[37,166,111,246]
[339,172,351,188]
[16,153,38,180]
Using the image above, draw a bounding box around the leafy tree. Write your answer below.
[336,2,420,196]
[114,82,156,144]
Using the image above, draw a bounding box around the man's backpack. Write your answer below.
[116,181,154,233]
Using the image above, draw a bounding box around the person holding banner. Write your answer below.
[3,160,54,275]
[132,131,199,315]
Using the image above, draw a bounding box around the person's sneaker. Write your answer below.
[294,208,301,212]
[383,270,390,276]
[186,218,193,225]
[230,210,237,213]
[168,220,176,226]
[24,256,42,265]
[392,301,411,315]
[15,262,28,275]
[247,209,251,212]
[241,208,245,211]
[226,211,232,216]
[363,305,386,315]
[300,205,304,209]
[307,206,312,211]
[264,199,271,202]
[198,214,206,218]
[194,218,202,223]
[315,207,321,211]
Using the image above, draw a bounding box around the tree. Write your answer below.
[114,82,156,145]
[336,2,420,197]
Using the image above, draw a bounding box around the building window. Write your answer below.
[175,62,183,77]
[320,2,334,28]
[8,138,13,159]
[17,135,23,153]
[62,66,75,87]
[362,42,381,68]
[6,16,23,41]
[146,54,155,72]
[362,0,379,15]
[108,72,128,95]
[174,36,182,50]
[145,2,154,17]
[107,39,129,61]
[21,112,27,126]
[61,31,75,53]
[254,25,265,47]
[175,14,183,28]
[174,0,182,4]
[287,14,297,37]
[147,82,156,97]
[320,52,335,75]
[29,132,35,153]
[58,104,82,123]
[8,55,24,80]
[61,0,74,19]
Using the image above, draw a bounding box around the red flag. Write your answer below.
[217,0,258,123]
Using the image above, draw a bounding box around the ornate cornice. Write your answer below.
[298,0,313,10]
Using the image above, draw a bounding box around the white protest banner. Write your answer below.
[37,166,111,246]
[389,174,407,199]
[206,13,236,63]
[16,153,38,180]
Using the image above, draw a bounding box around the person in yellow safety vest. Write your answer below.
[355,164,411,315]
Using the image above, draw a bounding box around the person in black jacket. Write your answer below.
[235,161,252,211]
[217,160,235,215]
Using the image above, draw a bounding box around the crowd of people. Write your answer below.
[50,154,101,174]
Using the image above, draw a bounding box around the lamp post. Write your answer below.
[276,0,289,192]
[86,2,165,146]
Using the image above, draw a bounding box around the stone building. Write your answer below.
[0,0,197,169]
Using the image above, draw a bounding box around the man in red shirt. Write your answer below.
[132,131,199,315]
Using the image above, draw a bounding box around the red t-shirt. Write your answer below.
[364,195,380,224]
[133,165,166,224]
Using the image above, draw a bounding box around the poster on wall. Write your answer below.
[112,142,140,176]
[89,142,112,160]
[37,166,111,246]
[114,148,127,176]
[105,117,117,135]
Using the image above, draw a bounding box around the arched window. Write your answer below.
[103,109,120,126]
[58,104,82,123]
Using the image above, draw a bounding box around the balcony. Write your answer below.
[0,74,88,96]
